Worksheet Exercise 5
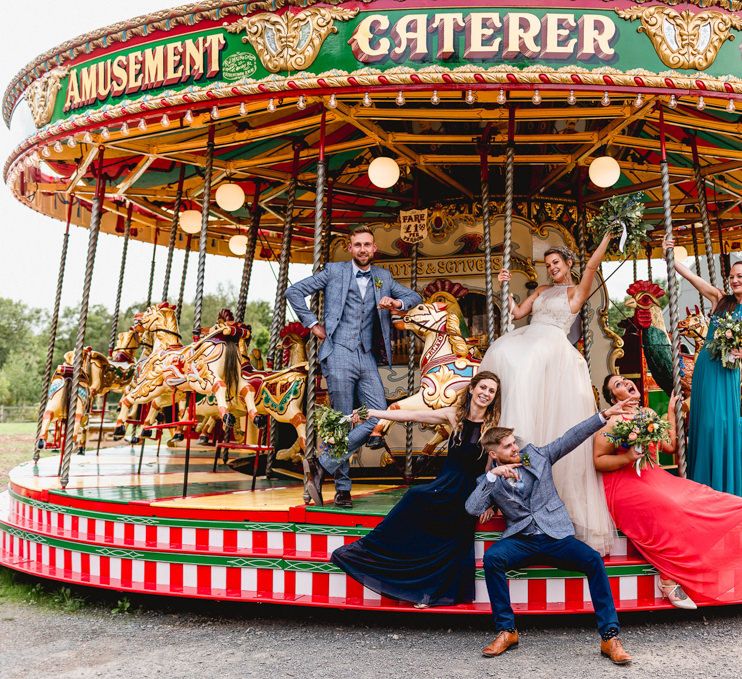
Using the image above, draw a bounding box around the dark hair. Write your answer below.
[602,374,617,405]
[349,225,375,240]
[480,426,515,450]
[544,245,576,265]
[713,262,742,317]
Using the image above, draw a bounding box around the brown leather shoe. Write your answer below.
[600,637,632,665]
[482,630,519,657]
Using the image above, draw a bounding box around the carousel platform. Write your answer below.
[0,443,712,615]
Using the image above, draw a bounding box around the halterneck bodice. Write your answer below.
[530,286,577,334]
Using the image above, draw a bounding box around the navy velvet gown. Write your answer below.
[331,419,486,606]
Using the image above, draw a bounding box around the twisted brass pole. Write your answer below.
[501,108,516,336]
[34,197,74,462]
[176,236,191,324]
[145,227,159,307]
[162,165,185,302]
[690,222,706,314]
[479,127,496,344]
[108,203,133,354]
[236,183,263,323]
[691,137,719,291]
[60,149,106,488]
[576,179,592,370]
[405,242,419,481]
[658,105,687,478]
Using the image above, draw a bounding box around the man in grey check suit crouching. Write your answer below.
[286,226,421,508]
[465,399,635,665]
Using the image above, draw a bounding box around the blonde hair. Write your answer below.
[451,370,502,445]
[544,245,579,284]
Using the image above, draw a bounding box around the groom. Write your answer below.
[286,226,421,508]
[465,400,635,665]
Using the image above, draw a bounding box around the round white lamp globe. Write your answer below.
[588,155,621,188]
[229,234,248,256]
[215,183,245,212]
[180,209,202,234]
[368,156,400,189]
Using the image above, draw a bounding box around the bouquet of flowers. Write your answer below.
[706,312,742,369]
[587,192,648,257]
[604,409,671,476]
[315,404,368,459]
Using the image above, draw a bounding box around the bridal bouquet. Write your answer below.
[706,312,742,369]
[315,404,368,459]
[587,192,648,257]
[604,409,670,476]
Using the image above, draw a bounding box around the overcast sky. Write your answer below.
[0,1,661,316]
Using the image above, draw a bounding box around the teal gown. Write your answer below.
[688,304,742,495]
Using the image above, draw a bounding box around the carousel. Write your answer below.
[1,0,740,614]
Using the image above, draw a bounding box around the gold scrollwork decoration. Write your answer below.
[25,68,68,128]
[226,6,359,73]
[616,5,742,70]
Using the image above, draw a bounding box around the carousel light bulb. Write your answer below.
[121,121,130,135]
[668,94,678,109]
[395,90,405,107]
[727,99,737,113]
[101,126,110,140]
[66,136,76,148]
[83,131,93,144]
[531,89,542,105]
[430,90,440,106]
[497,88,507,105]
[228,234,248,256]
[215,182,246,212]
[327,93,338,109]
[673,245,689,264]
[138,118,147,131]
[53,141,63,152]
[601,91,610,107]
[239,102,247,116]
[160,114,171,128]
[42,146,50,157]
[362,91,372,107]
[184,110,193,125]
[267,98,276,112]
[633,93,644,108]
[368,156,400,189]
[465,89,476,105]
[296,95,307,110]
[696,96,705,111]
[589,155,621,188]
[211,105,220,120]
[567,90,576,105]
[180,209,202,234]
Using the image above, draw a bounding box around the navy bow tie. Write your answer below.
[356,270,372,279]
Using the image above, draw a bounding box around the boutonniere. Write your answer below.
[519,451,531,467]
[374,277,383,289]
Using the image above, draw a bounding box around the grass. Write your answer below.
[0,568,87,612]
[0,421,50,490]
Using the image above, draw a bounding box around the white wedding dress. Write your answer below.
[479,285,616,555]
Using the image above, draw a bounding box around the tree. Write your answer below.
[0,298,40,368]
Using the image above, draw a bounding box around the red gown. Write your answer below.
[603,456,742,604]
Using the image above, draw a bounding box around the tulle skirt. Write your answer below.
[480,323,616,555]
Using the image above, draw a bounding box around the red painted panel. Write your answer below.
[528,578,547,607]
[223,530,237,553]
[196,528,209,551]
[123,523,135,546]
[170,563,183,593]
[252,531,267,553]
[313,573,329,601]
[80,553,90,582]
[146,525,157,547]
[99,555,110,585]
[257,568,272,595]
[311,534,328,558]
[144,561,157,590]
[565,578,584,606]
[121,558,133,588]
[170,527,182,549]
[226,567,241,596]
[197,565,211,594]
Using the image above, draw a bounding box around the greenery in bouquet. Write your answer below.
[706,312,742,370]
[315,404,368,459]
[587,192,648,257]
[604,408,670,476]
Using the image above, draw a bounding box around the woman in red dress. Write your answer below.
[595,375,742,608]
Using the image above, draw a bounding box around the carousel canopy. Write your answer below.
[3,0,740,261]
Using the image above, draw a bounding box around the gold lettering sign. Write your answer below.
[376,254,502,280]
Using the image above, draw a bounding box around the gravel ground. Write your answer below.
[0,591,740,679]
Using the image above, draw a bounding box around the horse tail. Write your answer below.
[224,341,240,403]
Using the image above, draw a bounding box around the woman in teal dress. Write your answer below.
[665,237,742,496]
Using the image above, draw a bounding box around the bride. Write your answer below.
[479,232,615,554]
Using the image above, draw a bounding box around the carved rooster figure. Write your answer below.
[625,280,696,400]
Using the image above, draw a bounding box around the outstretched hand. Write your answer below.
[604,396,639,419]
[489,463,521,480]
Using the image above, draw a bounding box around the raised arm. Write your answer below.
[662,236,723,308]
[569,232,612,312]
[360,406,456,427]
[285,268,331,329]
[497,269,547,320]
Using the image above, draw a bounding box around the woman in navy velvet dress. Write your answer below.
[331,371,501,607]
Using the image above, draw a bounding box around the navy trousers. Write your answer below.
[319,345,387,492]
[483,534,619,637]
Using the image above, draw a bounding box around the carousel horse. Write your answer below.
[369,301,480,454]
[241,322,309,464]
[678,305,709,355]
[36,347,93,454]
[87,328,143,402]
[112,303,250,440]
